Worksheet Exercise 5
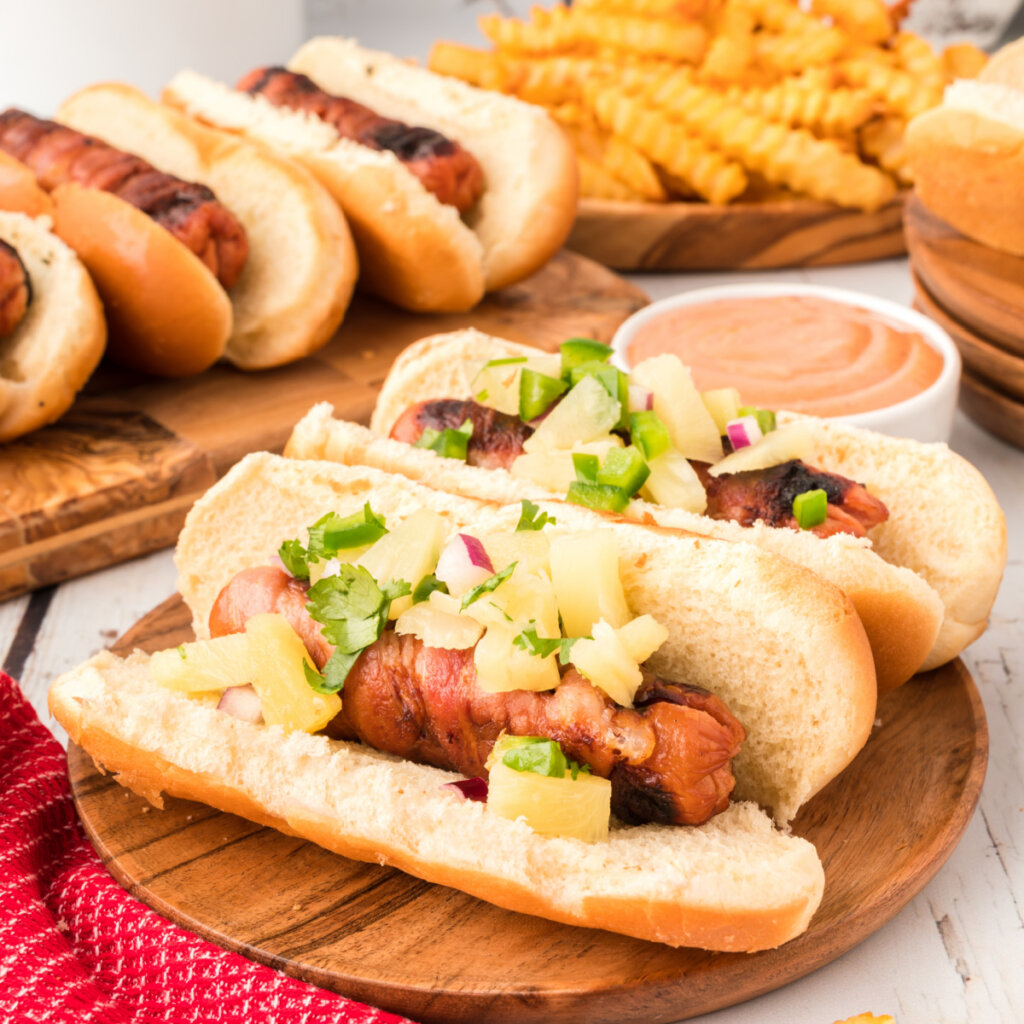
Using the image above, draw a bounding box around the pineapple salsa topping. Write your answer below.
[438,338,828,529]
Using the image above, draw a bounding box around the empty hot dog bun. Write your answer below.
[50,649,824,952]
[287,329,1006,680]
[0,211,105,442]
[161,37,578,313]
[172,453,876,826]
[905,78,1024,256]
[56,83,358,370]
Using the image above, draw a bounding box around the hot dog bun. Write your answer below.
[161,38,578,313]
[49,649,824,952]
[57,83,358,370]
[0,211,105,441]
[0,151,51,216]
[288,328,1004,682]
[173,453,876,826]
[905,78,1024,257]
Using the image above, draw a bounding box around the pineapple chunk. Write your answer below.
[394,598,484,650]
[245,613,340,733]
[522,375,620,453]
[641,450,707,513]
[479,530,552,577]
[569,620,643,707]
[702,387,742,434]
[150,633,251,693]
[510,437,624,494]
[474,624,560,693]
[549,530,631,637]
[708,421,814,477]
[618,614,669,663]
[357,509,446,618]
[487,760,611,842]
[471,354,562,415]
[631,355,723,464]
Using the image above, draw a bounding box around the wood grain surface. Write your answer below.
[67,596,988,1024]
[905,193,1024,355]
[566,195,906,271]
[0,251,647,603]
[913,274,1024,403]
[958,372,1024,452]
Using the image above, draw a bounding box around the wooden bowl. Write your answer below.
[566,194,906,271]
[912,271,1024,404]
[904,193,1024,356]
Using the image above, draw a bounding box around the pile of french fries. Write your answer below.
[429,0,988,210]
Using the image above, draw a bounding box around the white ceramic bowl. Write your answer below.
[610,283,961,444]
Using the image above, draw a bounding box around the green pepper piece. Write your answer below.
[519,368,568,422]
[738,405,778,435]
[572,452,600,483]
[597,445,650,495]
[629,410,672,461]
[793,488,828,529]
[566,481,631,513]
[502,737,570,778]
[560,337,613,380]
[413,418,473,460]
[569,361,628,429]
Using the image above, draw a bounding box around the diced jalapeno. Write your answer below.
[629,410,672,461]
[519,368,568,422]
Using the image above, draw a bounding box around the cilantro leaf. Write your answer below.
[278,538,311,580]
[412,574,449,604]
[513,625,562,659]
[558,636,586,666]
[515,499,556,532]
[460,562,517,611]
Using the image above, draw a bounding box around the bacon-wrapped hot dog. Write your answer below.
[0,238,30,338]
[163,37,578,313]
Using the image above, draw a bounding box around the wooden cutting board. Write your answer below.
[0,251,647,602]
[68,596,988,1024]
[567,194,906,271]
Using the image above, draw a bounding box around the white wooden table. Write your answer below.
[3,256,1021,1023]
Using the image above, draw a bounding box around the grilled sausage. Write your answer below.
[0,239,30,338]
[0,109,248,289]
[237,67,485,214]
[209,564,744,827]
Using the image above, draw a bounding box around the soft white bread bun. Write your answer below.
[57,83,358,370]
[0,212,105,441]
[49,650,825,952]
[906,79,1024,256]
[0,151,52,217]
[312,328,974,686]
[175,452,877,826]
[978,37,1024,89]
[162,38,578,313]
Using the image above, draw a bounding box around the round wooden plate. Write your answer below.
[566,194,906,271]
[912,271,1024,403]
[904,193,1024,356]
[958,371,1024,452]
[68,596,988,1024]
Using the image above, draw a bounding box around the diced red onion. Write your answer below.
[628,384,654,413]
[441,777,489,802]
[725,415,764,451]
[435,534,494,593]
[217,684,263,724]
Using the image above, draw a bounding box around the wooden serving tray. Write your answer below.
[566,194,906,271]
[68,596,988,1024]
[905,193,1024,356]
[0,251,647,602]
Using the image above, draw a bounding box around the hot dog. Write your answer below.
[1,87,358,375]
[162,37,578,313]
[0,211,105,442]
[284,329,1007,687]
[51,453,880,950]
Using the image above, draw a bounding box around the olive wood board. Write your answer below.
[67,594,987,1024]
[912,273,1024,404]
[0,251,647,603]
[567,194,906,271]
[905,193,1024,355]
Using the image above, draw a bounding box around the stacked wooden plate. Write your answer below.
[905,193,1024,450]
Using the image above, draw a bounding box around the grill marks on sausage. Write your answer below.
[703,458,890,538]
[208,566,744,827]
[0,240,30,338]
[0,109,248,290]
[389,398,533,470]
[237,67,485,214]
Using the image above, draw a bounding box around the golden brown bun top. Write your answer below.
[980,37,1024,89]
[0,151,52,216]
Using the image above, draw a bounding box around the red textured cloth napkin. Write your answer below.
[0,670,418,1024]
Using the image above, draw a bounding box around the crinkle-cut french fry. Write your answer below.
[577,153,647,201]
[573,11,709,62]
[941,42,988,81]
[586,83,748,203]
[427,42,512,91]
[505,56,600,105]
[754,28,845,74]
[479,5,577,54]
[810,0,892,45]
[727,79,877,135]
[891,32,945,117]
[575,0,713,17]
[859,115,913,185]
[839,58,923,119]
[700,0,756,81]
[645,74,896,210]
